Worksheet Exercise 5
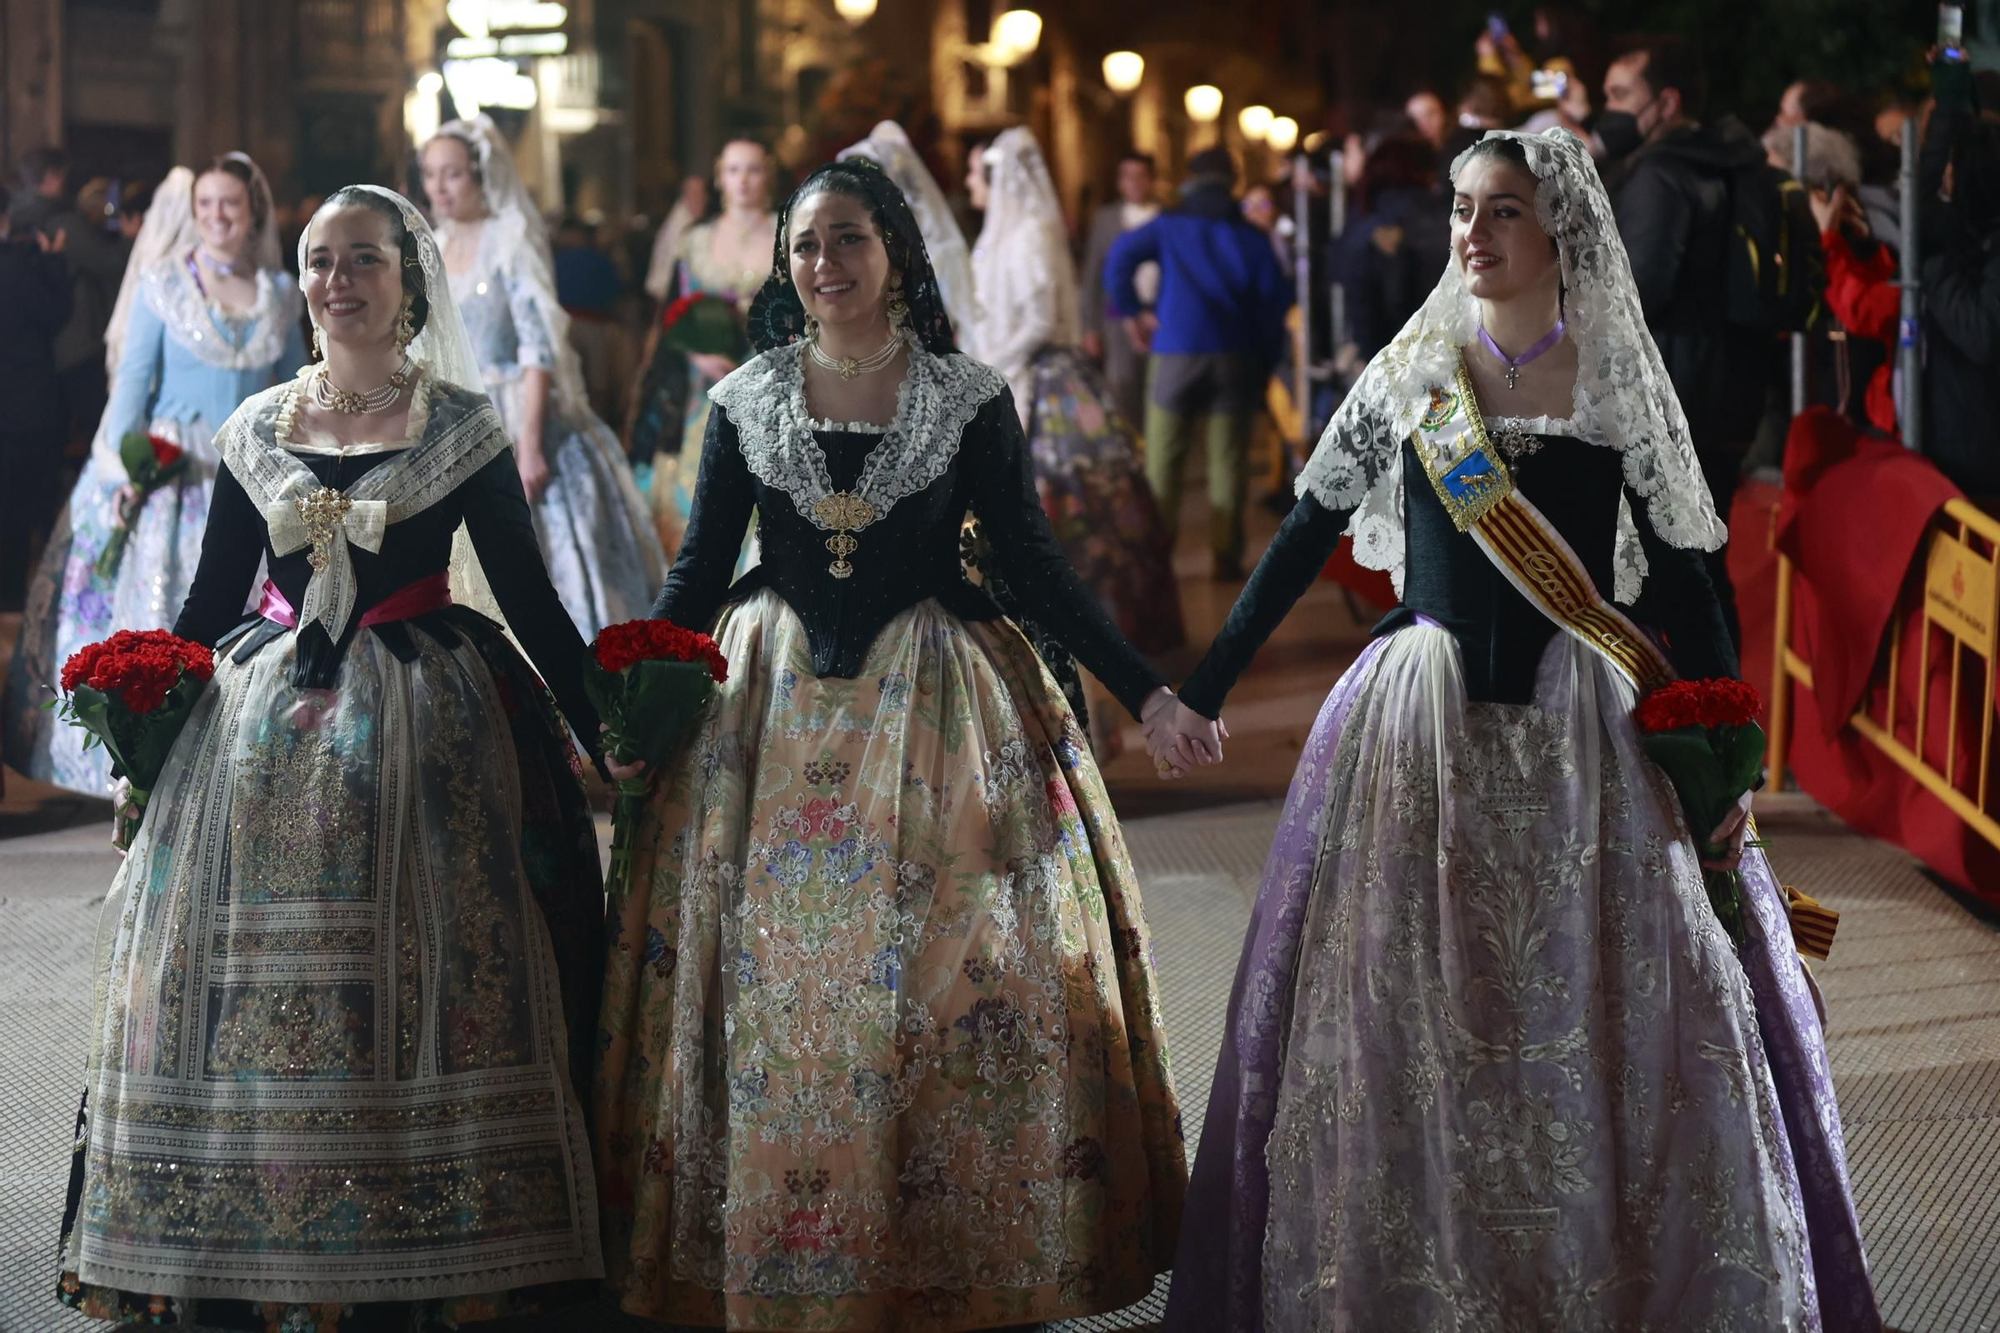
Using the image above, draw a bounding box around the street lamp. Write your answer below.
[1238,104,1273,140]
[1184,84,1223,123]
[833,0,877,23]
[1102,50,1144,94]
[993,9,1042,63]
[1266,116,1299,152]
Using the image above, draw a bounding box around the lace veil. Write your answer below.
[838,122,977,337]
[1298,127,1724,599]
[966,128,1079,409]
[427,115,594,411]
[298,185,485,395]
[102,167,195,377]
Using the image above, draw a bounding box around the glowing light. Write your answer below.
[994,10,1042,62]
[833,0,877,21]
[1101,50,1144,94]
[1238,105,1273,139]
[1266,116,1299,151]
[442,57,539,113]
[446,0,567,39]
[1184,84,1223,124]
[416,71,444,96]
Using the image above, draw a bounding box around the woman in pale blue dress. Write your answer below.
[421,116,664,634]
[3,155,306,795]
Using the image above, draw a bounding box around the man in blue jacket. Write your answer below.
[1107,147,1293,579]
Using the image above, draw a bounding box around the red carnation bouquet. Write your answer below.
[659,291,747,361]
[96,432,190,578]
[584,618,729,894]
[55,629,215,847]
[1634,678,1767,948]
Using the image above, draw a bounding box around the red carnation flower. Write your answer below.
[148,435,184,469]
[1634,678,1762,734]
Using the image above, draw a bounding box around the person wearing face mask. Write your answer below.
[1152,131,1880,1333]
[3,156,307,799]
[1598,35,1773,648]
[420,117,665,639]
[56,184,608,1333]
[593,156,1186,1331]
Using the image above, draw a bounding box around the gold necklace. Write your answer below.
[806,331,901,382]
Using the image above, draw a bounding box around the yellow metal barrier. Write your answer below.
[1769,498,2000,852]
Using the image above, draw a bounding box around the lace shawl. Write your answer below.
[967,128,1080,420]
[708,336,1006,531]
[216,369,509,639]
[137,257,301,372]
[1298,128,1724,601]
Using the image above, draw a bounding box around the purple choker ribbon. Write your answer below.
[1479,318,1566,389]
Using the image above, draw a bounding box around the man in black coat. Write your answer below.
[1600,35,1768,645]
[0,185,75,610]
[12,147,123,447]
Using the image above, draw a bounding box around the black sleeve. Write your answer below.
[461,448,601,741]
[1628,494,1740,683]
[966,390,1168,719]
[1613,163,1691,325]
[652,403,756,628]
[172,462,267,647]
[32,250,73,333]
[1178,489,1353,719]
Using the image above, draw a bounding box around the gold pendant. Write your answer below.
[835,358,861,381]
[294,485,354,572]
[811,491,878,579]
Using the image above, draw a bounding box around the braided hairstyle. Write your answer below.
[747,157,956,356]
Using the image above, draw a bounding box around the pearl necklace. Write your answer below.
[311,356,415,414]
[200,248,246,278]
[807,330,902,382]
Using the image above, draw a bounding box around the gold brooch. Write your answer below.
[811,491,878,579]
[294,486,354,572]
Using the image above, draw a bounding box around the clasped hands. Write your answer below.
[1140,686,1228,781]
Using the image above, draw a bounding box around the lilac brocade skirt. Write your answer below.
[1162,623,1882,1333]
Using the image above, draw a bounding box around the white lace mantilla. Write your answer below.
[139,256,300,372]
[216,367,509,638]
[1299,128,1724,601]
[709,336,1005,532]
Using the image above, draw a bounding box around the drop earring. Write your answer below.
[805,313,821,341]
[312,326,323,359]
[395,295,416,349]
[885,276,908,331]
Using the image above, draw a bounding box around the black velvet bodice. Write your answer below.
[174,445,600,741]
[1179,434,1738,717]
[655,389,1166,719]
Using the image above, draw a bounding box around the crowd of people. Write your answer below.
[1,11,1993,1331]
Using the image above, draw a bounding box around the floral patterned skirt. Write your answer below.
[56,608,605,1328]
[595,590,1186,1331]
[1162,623,1875,1333]
[1026,347,1184,659]
[3,413,220,796]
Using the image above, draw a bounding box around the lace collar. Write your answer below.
[709,336,1005,534]
[138,255,299,372]
[217,367,508,638]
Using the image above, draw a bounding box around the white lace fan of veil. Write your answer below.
[838,121,977,336]
[427,115,595,411]
[1297,127,1725,602]
[967,127,1081,403]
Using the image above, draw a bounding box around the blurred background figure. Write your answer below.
[0,187,73,614]
[1079,152,1161,431]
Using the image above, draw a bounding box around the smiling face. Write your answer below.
[1451,153,1560,303]
[303,204,405,352]
[717,141,771,212]
[194,169,253,260]
[787,188,894,335]
[421,135,485,223]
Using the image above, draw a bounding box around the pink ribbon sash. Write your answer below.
[259,572,453,630]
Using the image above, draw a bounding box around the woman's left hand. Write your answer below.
[1702,791,1755,872]
[600,722,647,783]
[517,444,551,503]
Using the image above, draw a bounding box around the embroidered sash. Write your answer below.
[1411,356,1675,695]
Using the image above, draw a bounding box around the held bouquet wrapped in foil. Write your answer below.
[1634,678,1766,948]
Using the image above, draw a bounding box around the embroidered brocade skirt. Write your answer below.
[4,414,220,796]
[57,609,605,1327]
[1025,347,1184,660]
[595,590,1187,1331]
[1163,624,1880,1333]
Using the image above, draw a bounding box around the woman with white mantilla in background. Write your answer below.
[421,115,665,636]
